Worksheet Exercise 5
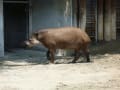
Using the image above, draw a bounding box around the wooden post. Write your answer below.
[98,0,104,40]
[104,0,112,41]
[72,0,77,27]
[111,0,116,40]
[29,0,32,37]
[80,0,86,30]
[0,0,4,57]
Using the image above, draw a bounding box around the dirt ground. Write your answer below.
[0,40,120,90]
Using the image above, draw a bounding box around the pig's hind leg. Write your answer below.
[82,47,90,62]
[72,50,80,63]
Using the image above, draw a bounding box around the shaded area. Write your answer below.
[90,40,120,55]
[0,40,120,68]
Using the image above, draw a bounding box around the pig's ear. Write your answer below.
[34,32,39,38]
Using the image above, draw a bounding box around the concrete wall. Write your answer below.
[0,0,4,57]
[31,0,72,32]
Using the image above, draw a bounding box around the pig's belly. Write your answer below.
[56,43,80,49]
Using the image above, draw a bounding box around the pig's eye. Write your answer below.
[29,39,33,41]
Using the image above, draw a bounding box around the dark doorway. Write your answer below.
[4,2,29,50]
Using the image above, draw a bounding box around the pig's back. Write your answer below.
[47,27,91,43]
[39,27,91,49]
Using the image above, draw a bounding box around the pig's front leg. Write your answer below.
[49,49,56,63]
[46,50,51,60]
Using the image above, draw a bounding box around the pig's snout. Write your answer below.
[24,41,32,47]
[21,41,32,48]
[23,38,40,48]
[24,41,30,46]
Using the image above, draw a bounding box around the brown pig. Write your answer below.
[24,27,91,63]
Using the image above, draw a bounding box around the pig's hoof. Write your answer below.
[49,61,55,64]
[86,59,91,62]
[87,61,91,63]
[86,60,93,63]
[71,60,76,63]
[49,62,55,65]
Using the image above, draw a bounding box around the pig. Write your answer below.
[24,27,91,63]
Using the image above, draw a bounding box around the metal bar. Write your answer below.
[95,0,98,42]
[29,0,32,37]
[70,0,72,26]
[3,1,29,4]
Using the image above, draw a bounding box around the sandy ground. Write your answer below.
[0,40,120,90]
